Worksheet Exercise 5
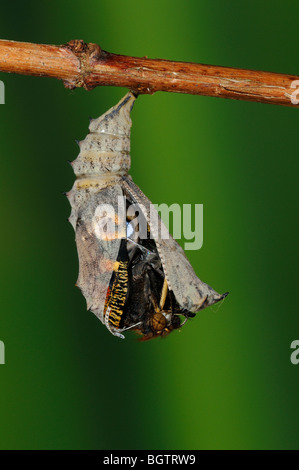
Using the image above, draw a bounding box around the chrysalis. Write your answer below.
[67,93,228,340]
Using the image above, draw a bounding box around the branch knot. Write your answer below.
[62,39,102,90]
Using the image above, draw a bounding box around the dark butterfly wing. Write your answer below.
[122,176,227,313]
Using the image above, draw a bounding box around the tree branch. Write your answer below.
[0,39,298,107]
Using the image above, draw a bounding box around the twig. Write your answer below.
[0,39,298,107]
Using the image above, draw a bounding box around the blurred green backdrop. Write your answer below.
[0,0,298,450]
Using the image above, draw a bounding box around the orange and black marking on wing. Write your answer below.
[104,239,129,330]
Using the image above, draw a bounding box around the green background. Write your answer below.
[0,0,298,450]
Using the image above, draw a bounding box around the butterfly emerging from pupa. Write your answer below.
[66,92,228,340]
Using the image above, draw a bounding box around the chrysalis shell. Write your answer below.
[67,93,227,339]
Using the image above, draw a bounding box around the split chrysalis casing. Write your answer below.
[67,93,228,339]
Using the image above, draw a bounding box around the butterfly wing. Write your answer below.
[122,176,226,312]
